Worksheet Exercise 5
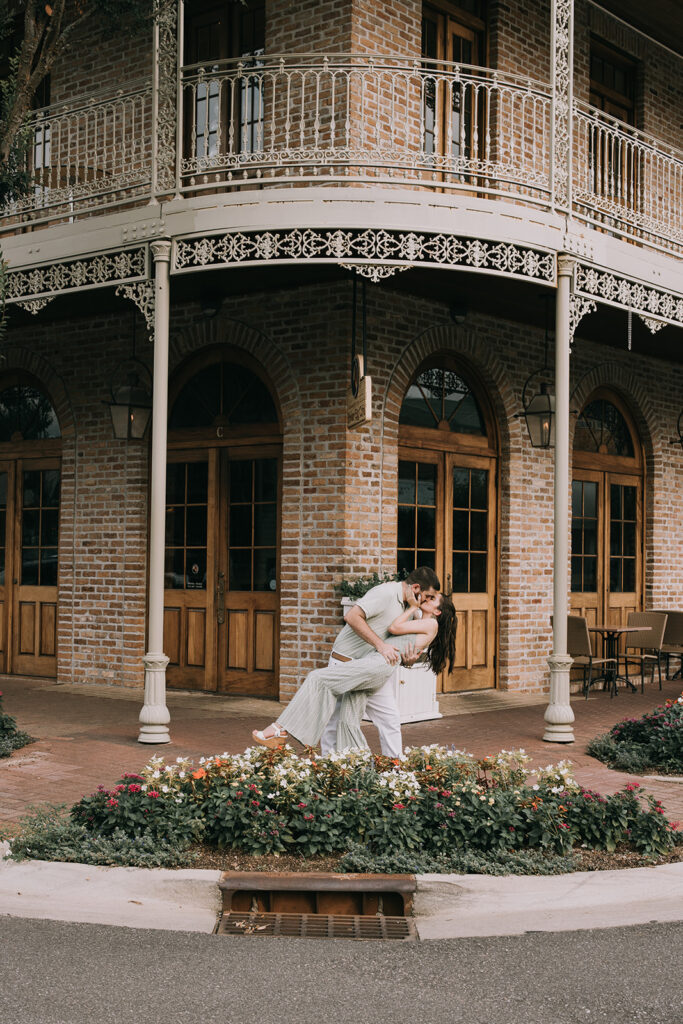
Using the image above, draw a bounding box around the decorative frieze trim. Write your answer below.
[5,245,149,307]
[569,295,597,351]
[575,263,683,329]
[14,297,55,316]
[340,263,412,283]
[638,315,666,335]
[173,228,556,283]
[115,282,155,341]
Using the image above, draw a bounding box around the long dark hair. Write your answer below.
[426,594,457,675]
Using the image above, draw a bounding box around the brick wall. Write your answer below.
[4,275,681,698]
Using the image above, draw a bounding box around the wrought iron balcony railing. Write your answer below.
[2,55,681,256]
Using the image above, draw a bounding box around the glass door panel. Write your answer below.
[164,454,216,691]
[398,447,496,693]
[397,458,439,575]
[570,471,641,633]
[219,451,280,697]
[12,460,60,677]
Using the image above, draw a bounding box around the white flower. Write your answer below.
[532,783,540,791]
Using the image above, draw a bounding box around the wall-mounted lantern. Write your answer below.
[108,362,152,440]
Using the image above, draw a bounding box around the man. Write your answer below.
[320,566,441,758]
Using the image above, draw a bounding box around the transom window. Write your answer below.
[0,382,61,441]
[400,366,486,435]
[170,361,278,430]
[574,398,634,458]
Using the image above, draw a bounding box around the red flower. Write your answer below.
[303,813,314,821]
[148,790,159,799]
[127,784,141,794]
[393,802,405,810]
[106,798,118,808]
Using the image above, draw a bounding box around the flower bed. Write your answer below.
[0,690,33,758]
[6,745,680,872]
[587,693,683,776]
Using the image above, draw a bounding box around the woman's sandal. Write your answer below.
[251,724,288,749]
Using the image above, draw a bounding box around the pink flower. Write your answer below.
[393,802,405,810]
[148,790,159,799]
[127,784,141,794]
[303,813,314,821]
[297,802,307,808]
[106,798,118,808]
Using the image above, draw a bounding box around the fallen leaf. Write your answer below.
[128,899,143,905]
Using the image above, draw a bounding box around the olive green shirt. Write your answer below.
[332,581,405,660]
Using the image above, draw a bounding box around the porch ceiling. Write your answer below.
[594,0,683,57]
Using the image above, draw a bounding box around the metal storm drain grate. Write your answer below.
[216,871,418,942]
[217,911,415,941]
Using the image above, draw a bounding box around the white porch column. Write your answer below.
[544,253,575,743]
[139,239,172,744]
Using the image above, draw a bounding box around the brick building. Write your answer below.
[1,1,681,742]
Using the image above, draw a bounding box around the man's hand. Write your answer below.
[400,641,421,668]
[376,640,401,666]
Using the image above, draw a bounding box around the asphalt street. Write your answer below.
[2,916,682,1024]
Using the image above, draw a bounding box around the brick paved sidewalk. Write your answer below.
[1,674,682,827]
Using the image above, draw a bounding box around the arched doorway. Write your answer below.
[0,374,61,677]
[164,349,281,696]
[571,389,644,628]
[398,358,498,691]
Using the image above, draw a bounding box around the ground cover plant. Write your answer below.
[0,690,33,757]
[4,745,680,873]
[587,693,683,776]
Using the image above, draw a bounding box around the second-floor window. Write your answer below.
[589,39,639,207]
[185,1,265,162]
[421,2,486,161]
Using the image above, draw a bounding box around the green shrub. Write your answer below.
[6,804,196,867]
[338,570,407,600]
[0,690,34,758]
[339,842,576,876]
[139,746,679,862]
[70,773,205,844]
[587,694,683,775]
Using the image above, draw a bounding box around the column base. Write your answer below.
[543,652,575,743]
[138,652,171,744]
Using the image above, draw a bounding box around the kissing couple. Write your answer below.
[252,567,456,754]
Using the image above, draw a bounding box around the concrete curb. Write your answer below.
[0,846,222,932]
[414,862,683,939]
[2,842,682,939]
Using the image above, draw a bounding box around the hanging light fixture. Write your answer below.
[107,361,152,440]
[521,381,556,448]
[671,411,683,450]
[516,294,556,449]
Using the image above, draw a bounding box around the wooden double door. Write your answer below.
[164,446,280,696]
[0,458,60,677]
[398,447,497,691]
[570,469,642,629]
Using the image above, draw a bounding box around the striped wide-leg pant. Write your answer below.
[276,651,395,751]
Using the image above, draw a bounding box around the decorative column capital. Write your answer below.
[151,239,172,264]
[557,253,576,279]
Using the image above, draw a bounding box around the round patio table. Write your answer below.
[588,625,651,698]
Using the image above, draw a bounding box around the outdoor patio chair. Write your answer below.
[654,610,683,680]
[620,612,668,692]
[565,614,616,699]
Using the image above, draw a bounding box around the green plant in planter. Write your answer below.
[0,690,34,758]
[338,570,407,600]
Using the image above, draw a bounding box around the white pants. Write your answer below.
[319,653,403,758]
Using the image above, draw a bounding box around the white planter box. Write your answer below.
[391,663,443,723]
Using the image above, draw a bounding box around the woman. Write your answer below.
[252,593,457,753]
